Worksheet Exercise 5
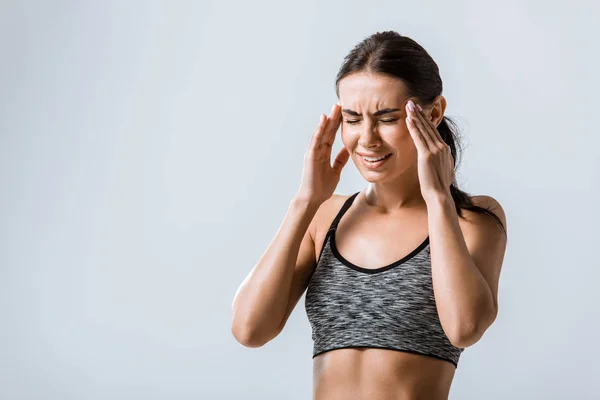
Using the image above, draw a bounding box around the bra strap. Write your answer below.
[327,191,360,233]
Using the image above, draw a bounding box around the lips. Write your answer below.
[357,152,391,158]
[358,152,392,169]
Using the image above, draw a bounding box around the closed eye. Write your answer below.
[345,118,399,124]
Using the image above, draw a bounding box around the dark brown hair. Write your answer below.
[335,31,506,235]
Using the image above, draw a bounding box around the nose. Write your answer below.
[357,120,383,149]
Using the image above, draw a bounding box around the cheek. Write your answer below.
[382,126,411,145]
[340,129,353,150]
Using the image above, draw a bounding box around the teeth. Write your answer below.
[362,154,389,162]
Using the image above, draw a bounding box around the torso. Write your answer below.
[310,190,474,400]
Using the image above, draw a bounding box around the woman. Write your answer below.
[231,31,507,400]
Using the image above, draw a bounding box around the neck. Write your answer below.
[362,164,426,213]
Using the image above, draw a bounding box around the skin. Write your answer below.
[307,72,507,399]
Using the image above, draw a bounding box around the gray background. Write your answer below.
[1,0,598,399]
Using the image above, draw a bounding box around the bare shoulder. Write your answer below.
[313,192,349,224]
[468,195,507,231]
[323,193,353,213]
[311,193,354,246]
[457,194,508,261]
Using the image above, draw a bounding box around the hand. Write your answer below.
[296,103,350,205]
[405,99,455,204]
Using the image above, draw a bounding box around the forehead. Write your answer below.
[338,72,407,106]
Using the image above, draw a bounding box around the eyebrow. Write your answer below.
[341,108,401,117]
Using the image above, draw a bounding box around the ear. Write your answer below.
[429,95,447,127]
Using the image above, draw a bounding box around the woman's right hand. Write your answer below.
[296,103,350,205]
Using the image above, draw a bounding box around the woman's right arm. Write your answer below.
[230,194,324,347]
[231,102,347,348]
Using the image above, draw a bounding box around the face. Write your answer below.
[338,72,418,183]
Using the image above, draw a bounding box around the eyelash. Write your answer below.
[344,118,398,125]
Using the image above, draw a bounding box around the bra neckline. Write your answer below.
[329,229,430,274]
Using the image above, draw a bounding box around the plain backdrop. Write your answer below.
[1,0,599,399]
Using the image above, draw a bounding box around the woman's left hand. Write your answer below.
[405,99,455,204]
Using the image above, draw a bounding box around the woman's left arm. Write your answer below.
[427,194,507,349]
[405,98,508,348]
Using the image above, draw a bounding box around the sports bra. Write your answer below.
[304,191,465,368]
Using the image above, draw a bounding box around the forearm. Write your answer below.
[427,195,496,347]
[231,195,320,344]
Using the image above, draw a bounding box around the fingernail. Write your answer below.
[407,100,415,111]
[417,104,423,112]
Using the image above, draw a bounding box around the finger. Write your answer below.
[332,146,350,176]
[322,104,342,146]
[416,104,445,144]
[316,105,341,162]
[406,115,429,155]
[405,101,432,152]
[309,113,328,150]
[409,106,436,151]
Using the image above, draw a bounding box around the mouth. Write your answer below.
[358,152,393,169]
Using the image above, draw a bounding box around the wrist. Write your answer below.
[291,194,323,210]
[426,192,454,210]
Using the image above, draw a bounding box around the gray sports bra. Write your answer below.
[304,191,464,368]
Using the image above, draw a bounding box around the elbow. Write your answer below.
[448,309,497,349]
[230,295,282,348]
[231,320,278,348]
[231,321,266,348]
[231,295,267,348]
[448,325,481,349]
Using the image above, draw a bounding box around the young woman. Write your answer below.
[231,31,507,400]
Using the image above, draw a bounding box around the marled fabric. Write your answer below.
[304,192,464,368]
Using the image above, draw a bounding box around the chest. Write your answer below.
[315,207,429,270]
[306,236,437,336]
[313,201,470,271]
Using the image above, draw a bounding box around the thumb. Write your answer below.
[332,147,350,176]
